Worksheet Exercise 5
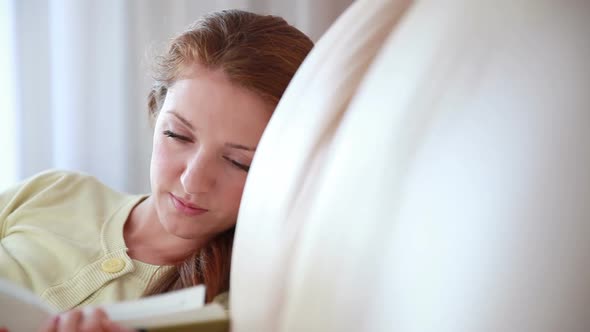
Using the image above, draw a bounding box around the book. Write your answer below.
[0,279,229,332]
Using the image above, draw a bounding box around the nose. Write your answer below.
[180,151,216,195]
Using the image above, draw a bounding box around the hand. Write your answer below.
[38,308,134,332]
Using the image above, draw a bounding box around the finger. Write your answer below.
[57,309,83,332]
[37,315,59,332]
[104,320,136,332]
[79,308,108,332]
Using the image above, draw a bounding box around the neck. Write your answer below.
[124,196,208,265]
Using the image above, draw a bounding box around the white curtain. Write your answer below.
[7,0,352,193]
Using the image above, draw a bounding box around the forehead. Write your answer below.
[159,65,274,142]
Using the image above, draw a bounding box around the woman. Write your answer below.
[0,9,313,331]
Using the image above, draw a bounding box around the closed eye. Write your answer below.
[224,157,250,172]
[163,130,191,142]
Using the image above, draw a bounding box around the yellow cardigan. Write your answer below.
[0,170,171,311]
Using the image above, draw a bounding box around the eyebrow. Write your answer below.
[166,111,195,130]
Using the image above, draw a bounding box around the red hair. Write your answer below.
[144,9,313,302]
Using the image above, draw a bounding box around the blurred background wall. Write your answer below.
[0,0,352,193]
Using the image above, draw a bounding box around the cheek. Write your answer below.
[220,178,248,217]
[151,139,167,166]
[150,138,178,186]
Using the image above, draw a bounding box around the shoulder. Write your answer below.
[38,168,120,190]
[1,169,127,215]
[16,169,100,189]
[10,169,116,200]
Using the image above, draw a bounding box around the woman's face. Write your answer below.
[150,64,273,240]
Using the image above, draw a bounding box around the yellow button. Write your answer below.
[101,258,125,273]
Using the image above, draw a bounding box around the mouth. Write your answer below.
[169,193,208,216]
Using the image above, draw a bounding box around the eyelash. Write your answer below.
[163,130,190,142]
[163,130,250,172]
[224,157,250,172]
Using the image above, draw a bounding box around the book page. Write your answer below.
[96,285,205,322]
[0,279,55,331]
[0,281,227,331]
[89,285,227,329]
[126,304,228,331]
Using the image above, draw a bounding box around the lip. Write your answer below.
[169,193,208,216]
